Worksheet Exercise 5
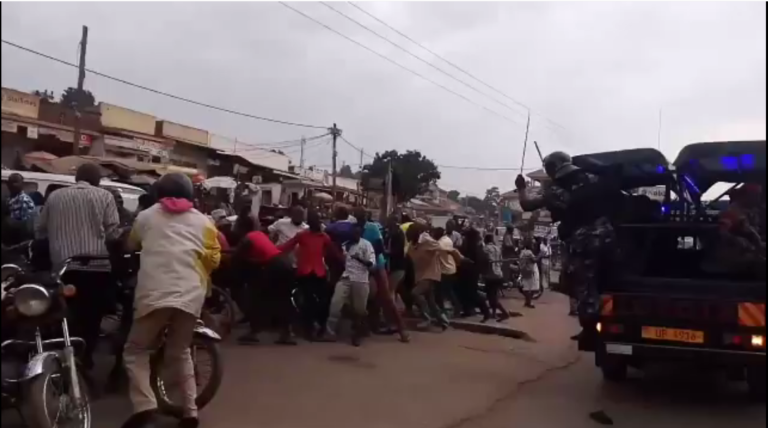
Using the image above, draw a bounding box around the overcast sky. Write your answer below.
[2,1,765,196]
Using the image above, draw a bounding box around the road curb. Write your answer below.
[402,316,534,342]
[449,319,534,341]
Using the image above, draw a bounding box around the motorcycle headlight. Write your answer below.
[14,284,51,317]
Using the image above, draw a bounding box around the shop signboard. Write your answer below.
[534,224,553,238]
[1,119,18,133]
[38,127,93,147]
[26,125,38,139]
[1,88,40,119]
[105,135,169,157]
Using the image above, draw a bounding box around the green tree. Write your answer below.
[447,190,460,202]
[60,87,96,109]
[461,195,487,214]
[362,150,441,202]
[484,186,501,212]
[32,89,55,102]
[339,164,356,179]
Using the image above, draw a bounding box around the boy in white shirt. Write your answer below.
[324,223,375,346]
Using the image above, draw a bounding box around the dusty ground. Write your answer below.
[2,293,764,428]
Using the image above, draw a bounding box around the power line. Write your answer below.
[340,135,538,172]
[279,2,525,129]
[240,137,330,160]
[1,39,328,130]
[234,132,330,152]
[321,2,528,123]
[347,2,569,133]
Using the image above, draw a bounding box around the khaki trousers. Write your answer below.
[326,280,370,335]
[123,307,198,417]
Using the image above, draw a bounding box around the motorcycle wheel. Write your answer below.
[150,336,224,419]
[202,285,237,340]
[22,357,91,428]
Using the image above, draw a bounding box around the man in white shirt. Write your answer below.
[539,239,552,289]
[324,223,374,347]
[433,227,463,318]
[269,206,307,264]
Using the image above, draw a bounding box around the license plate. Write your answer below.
[642,326,704,344]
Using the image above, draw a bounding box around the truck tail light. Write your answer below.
[752,335,765,348]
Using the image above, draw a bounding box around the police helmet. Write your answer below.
[155,173,194,201]
[543,151,579,179]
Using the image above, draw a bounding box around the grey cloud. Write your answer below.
[2,1,765,195]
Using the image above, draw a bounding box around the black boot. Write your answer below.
[121,410,159,428]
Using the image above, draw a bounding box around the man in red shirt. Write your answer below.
[279,210,342,340]
[234,215,297,346]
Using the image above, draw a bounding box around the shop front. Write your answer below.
[158,120,212,175]
[95,133,171,163]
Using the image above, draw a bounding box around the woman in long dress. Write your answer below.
[519,239,540,309]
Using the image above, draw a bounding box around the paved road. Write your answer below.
[2,294,764,428]
[463,354,766,428]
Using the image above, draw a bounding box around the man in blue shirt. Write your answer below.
[7,173,35,223]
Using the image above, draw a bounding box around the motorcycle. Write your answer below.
[1,258,91,428]
[104,253,225,419]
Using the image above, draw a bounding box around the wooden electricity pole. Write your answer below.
[72,25,89,156]
[330,123,342,207]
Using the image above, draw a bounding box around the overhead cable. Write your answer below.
[1,39,328,130]
[340,135,539,172]
[279,2,525,129]
[348,1,569,133]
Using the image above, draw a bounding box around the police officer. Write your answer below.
[515,151,620,341]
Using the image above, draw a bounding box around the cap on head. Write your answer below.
[155,173,194,201]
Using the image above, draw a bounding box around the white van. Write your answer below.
[1,170,145,212]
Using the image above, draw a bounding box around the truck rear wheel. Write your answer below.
[601,355,628,383]
[747,366,765,400]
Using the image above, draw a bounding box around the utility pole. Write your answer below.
[330,123,341,207]
[359,148,364,171]
[300,136,306,169]
[72,25,88,156]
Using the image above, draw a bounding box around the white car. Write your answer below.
[1,170,145,212]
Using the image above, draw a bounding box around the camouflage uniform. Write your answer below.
[544,173,616,321]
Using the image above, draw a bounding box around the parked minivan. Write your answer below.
[1,170,145,212]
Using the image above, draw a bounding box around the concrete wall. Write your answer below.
[158,120,209,147]
[99,103,156,135]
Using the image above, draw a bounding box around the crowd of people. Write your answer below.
[1,163,552,428]
[3,144,764,428]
